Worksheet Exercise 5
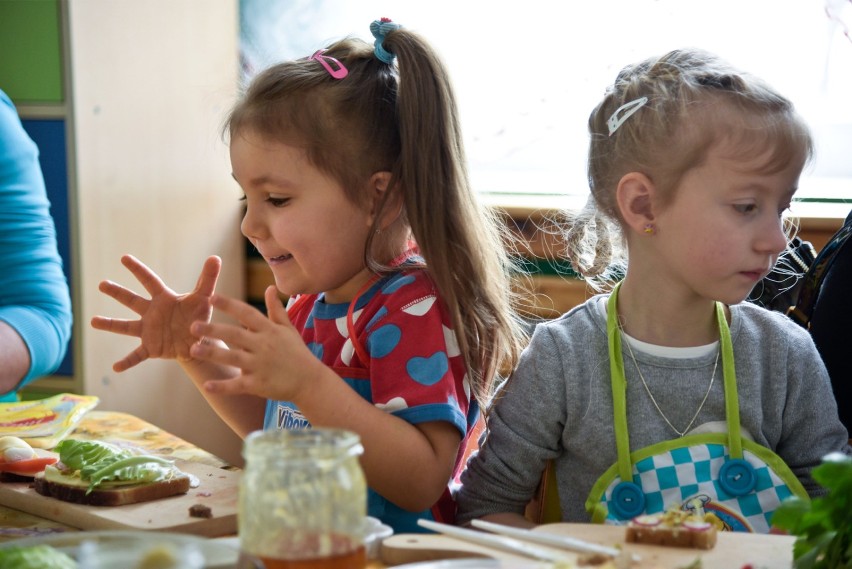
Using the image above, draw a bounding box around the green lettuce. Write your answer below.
[0,544,77,569]
[54,440,127,471]
[54,439,178,494]
[82,455,175,492]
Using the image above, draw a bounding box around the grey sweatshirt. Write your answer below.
[456,295,851,524]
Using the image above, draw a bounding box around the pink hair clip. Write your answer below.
[310,49,348,80]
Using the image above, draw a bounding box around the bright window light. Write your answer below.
[240,0,852,217]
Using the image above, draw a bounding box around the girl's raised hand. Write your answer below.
[91,255,222,372]
[190,285,325,402]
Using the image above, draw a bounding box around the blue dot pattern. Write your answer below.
[365,307,388,333]
[367,324,401,359]
[406,352,449,386]
[307,342,323,360]
[382,274,416,294]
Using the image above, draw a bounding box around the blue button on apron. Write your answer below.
[610,481,646,519]
[719,458,757,496]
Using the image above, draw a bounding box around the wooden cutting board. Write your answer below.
[0,460,239,537]
[380,522,795,568]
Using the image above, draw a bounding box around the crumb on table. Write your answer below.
[188,503,213,518]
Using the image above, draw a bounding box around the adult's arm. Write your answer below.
[0,90,72,400]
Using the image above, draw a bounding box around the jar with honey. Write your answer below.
[238,428,367,569]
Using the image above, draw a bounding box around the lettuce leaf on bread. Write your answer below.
[51,439,183,494]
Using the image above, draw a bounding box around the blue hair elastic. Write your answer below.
[370,18,402,64]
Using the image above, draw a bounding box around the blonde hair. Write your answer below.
[564,48,814,290]
[226,30,527,405]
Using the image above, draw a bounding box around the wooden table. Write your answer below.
[378,523,796,568]
[1,412,795,567]
[0,409,235,542]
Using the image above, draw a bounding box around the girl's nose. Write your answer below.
[759,217,789,256]
[241,206,261,240]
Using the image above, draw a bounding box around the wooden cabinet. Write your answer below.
[244,205,848,325]
[1,0,245,466]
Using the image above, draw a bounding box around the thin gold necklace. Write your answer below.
[621,329,719,438]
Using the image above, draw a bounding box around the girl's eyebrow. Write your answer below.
[230,172,293,189]
[732,179,799,196]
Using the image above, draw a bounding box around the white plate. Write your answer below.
[0,530,239,568]
[364,516,394,559]
[0,517,392,567]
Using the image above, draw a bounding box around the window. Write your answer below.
[240,0,852,218]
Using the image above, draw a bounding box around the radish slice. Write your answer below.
[683,520,712,531]
[632,514,662,526]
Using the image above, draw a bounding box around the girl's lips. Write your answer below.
[267,253,293,265]
[741,270,764,281]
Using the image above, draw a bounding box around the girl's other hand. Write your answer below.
[90,255,221,372]
[191,285,326,402]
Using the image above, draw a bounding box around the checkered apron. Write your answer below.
[585,286,809,533]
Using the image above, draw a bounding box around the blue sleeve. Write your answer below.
[0,89,73,397]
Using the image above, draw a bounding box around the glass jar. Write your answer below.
[238,428,367,569]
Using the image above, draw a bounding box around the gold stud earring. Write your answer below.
[643,224,655,235]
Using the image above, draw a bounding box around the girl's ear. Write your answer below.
[616,172,657,235]
[367,171,402,230]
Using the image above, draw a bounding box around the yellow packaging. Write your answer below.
[0,393,99,448]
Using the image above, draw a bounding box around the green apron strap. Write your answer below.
[716,301,743,459]
[606,284,634,483]
[607,287,743,472]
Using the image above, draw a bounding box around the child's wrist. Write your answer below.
[288,360,338,410]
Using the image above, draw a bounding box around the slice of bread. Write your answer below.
[0,471,32,483]
[33,471,191,506]
[624,512,718,550]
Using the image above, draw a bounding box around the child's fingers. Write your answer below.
[195,256,222,297]
[96,280,147,314]
[120,254,171,296]
[191,343,246,371]
[191,322,250,353]
[90,315,142,338]
[112,345,149,373]
[265,286,291,326]
[202,376,252,396]
[210,293,267,331]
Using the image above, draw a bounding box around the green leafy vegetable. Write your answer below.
[0,544,77,569]
[82,455,175,493]
[54,439,127,471]
[773,452,852,569]
[54,439,179,494]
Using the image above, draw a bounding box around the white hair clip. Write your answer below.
[607,96,648,136]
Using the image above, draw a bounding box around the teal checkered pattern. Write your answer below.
[600,443,793,533]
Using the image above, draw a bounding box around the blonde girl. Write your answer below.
[92,19,527,533]
[457,48,850,531]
